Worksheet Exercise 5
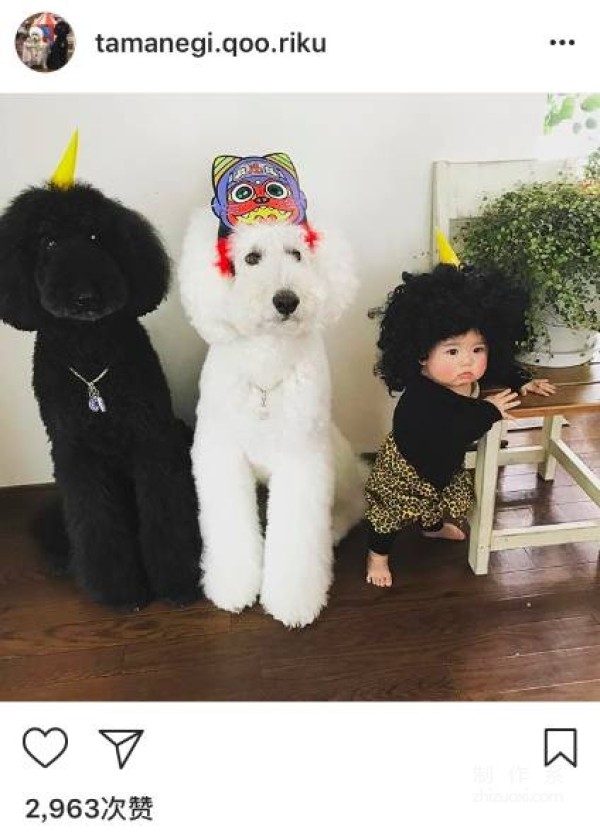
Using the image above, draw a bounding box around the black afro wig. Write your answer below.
[370,263,529,394]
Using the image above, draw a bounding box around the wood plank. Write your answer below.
[0,602,230,658]
[520,362,600,386]
[526,541,600,569]
[483,361,600,391]
[452,645,600,699]
[0,646,123,697]
[482,362,600,418]
[513,384,600,418]
[489,679,600,700]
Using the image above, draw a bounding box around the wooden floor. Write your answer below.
[2,415,600,701]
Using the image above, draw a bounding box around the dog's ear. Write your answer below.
[311,226,358,323]
[0,188,46,331]
[112,202,170,317]
[178,207,239,344]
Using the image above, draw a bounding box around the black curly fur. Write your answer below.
[370,263,529,394]
[0,182,201,609]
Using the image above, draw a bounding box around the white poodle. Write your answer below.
[21,26,49,69]
[179,211,367,627]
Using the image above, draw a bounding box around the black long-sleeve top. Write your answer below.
[391,357,531,491]
[392,375,500,491]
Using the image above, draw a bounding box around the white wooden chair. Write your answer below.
[432,158,596,575]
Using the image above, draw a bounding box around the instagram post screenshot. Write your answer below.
[0,0,598,828]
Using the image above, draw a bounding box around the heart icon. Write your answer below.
[23,727,69,768]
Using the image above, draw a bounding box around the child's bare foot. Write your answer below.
[366,552,392,587]
[422,522,466,541]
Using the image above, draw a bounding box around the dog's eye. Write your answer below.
[89,233,100,242]
[245,251,262,266]
[44,238,57,250]
[286,249,302,262]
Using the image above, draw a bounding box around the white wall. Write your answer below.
[0,93,548,486]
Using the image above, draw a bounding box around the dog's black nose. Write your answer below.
[73,292,99,312]
[272,290,299,316]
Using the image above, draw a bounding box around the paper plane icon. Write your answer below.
[99,729,144,769]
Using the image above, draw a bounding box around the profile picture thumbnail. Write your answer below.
[15,11,75,73]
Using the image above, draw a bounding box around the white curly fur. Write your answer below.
[179,209,367,628]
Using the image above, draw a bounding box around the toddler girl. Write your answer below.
[365,263,555,587]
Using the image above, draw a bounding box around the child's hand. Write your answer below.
[520,379,556,396]
[484,388,521,419]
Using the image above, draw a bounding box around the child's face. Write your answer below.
[421,329,488,391]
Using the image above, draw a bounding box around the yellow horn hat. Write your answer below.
[50,130,79,189]
[435,228,461,267]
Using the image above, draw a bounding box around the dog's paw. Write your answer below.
[260,588,328,629]
[202,555,262,613]
[262,602,325,629]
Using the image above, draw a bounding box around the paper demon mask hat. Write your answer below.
[211,153,308,233]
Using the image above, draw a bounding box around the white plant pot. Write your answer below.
[518,321,599,368]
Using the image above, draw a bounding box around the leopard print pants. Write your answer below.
[365,433,475,534]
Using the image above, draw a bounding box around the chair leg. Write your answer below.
[468,420,502,575]
[538,415,563,482]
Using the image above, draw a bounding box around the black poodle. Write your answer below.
[0,182,201,609]
[46,20,71,72]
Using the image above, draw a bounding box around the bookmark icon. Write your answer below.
[544,728,577,768]
[99,729,144,769]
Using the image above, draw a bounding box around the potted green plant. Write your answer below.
[459,162,600,366]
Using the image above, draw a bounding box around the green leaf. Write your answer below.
[581,94,600,112]
[558,96,576,120]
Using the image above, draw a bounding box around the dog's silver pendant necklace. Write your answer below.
[257,387,268,419]
[251,381,283,420]
[69,366,109,413]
